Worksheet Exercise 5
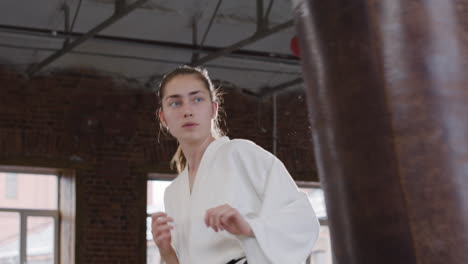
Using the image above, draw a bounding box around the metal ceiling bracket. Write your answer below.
[191,19,294,66]
[238,77,303,98]
[115,0,127,15]
[26,0,149,77]
[257,0,274,33]
[190,18,199,64]
[61,3,71,47]
[200,0,223,48]
[193,0,223,63]
[264,0,274,29]
[256,0,265,33]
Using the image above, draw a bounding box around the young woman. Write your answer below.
[151,66,319,264]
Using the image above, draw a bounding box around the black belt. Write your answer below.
[226,256,247,264]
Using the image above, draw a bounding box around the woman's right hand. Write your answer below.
[151,212,174,254]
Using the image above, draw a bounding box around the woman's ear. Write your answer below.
[158,109,167,127]
[212,102,219,119]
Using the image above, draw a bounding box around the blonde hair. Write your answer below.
[157,66,225,172]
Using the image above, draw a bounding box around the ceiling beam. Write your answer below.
[191,19,294,66]
[26,0,149,77]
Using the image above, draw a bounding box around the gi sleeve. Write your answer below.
[232,140,320,264]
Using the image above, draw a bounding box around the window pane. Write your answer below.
[147,180,172,264]
[5,174,18,199]
[310,225,333,264]
[300,187,327,219]
[147,180,171,214]
[26,217,54,264]
[300,187,333,264]
[0,212,20,264]
[0,173,57,210]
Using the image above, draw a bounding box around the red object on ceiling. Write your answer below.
[290,35,300,58]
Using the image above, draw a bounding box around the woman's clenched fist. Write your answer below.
[151,212,174,253]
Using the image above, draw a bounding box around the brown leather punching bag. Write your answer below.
[291,0,468,263]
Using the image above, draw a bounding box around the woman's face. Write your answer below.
[159,74,218,144]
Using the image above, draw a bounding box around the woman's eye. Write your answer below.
[169,101,181,107]
[194,97,203,103]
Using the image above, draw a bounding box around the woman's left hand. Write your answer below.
[204,204,254,237]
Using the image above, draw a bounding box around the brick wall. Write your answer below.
[0,66,317,264]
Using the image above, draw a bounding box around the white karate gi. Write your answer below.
[164,137,319,264]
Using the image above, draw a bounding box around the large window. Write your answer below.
[0,166,75,264]
[146,175,332,264]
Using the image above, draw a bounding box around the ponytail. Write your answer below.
[170,145,187,173]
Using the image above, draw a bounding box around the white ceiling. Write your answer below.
[0,0,303,93]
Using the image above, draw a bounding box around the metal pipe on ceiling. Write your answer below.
[26,0,149,77]
[0,24,300,66]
